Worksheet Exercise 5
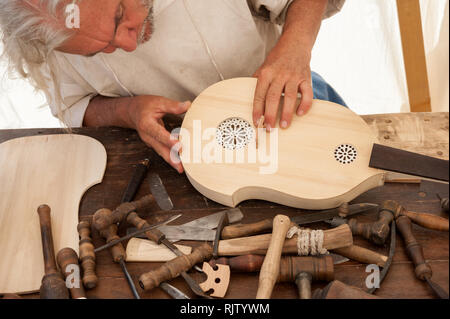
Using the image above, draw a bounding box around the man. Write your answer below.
[0,0,345,173]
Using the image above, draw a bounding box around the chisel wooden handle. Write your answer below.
[56,248,87,299]
[93,194,154,231]
[210,255,265,272]
[98,212,126,263]
[77,220,98,289]
[127,212,165,244]
[256,215,291,299]
[221,219,273,239]
[347,208,394,245]
[396,215,432,280]
[218,224,353,256]
[332,244,388,267]
[139,243,213,291]
[400,210,449,232]
[37,205,70,299]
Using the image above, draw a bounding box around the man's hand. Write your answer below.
[253,42,312,130]
[84,95,190,173]
[252,0,328,130]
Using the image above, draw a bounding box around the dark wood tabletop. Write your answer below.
[1,112,448,299]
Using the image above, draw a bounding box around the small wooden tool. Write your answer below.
[92,194,154,231]
[256,215,291,299]
[77,220,98,289]
[139,243,213,292]
[199,262,230,298]
[218,224,352,256]
[37,205,69,299]
[396,215,449,299]
[56,248,87,299]
[313,280,380,299]
[98,216,141,299]
[332,244,388,268]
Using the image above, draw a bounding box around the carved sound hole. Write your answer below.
[334,144,358,164]
[216,117,254,150]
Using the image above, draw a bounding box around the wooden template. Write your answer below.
[180,77,386,210]
[125,238,192,262]
[0,134,107,294]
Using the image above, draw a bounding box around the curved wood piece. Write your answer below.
[0,134,106,294]
[180,77,384,210]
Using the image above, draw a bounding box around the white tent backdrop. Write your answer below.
[0,0,448,129]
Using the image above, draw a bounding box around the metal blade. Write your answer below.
[291,203,379,226]
[181,208,244,229]
[324,216,347,227]
[330,253,349,265]
[94,214,182,253]
[158,226,216,241]
[160,282,190,299]
[149,173,174,211]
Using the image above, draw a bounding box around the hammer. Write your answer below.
[210,254,334,299]
[37,205,69,299]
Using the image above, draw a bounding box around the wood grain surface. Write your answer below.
[0,110,447,299]
[0,134,107,294]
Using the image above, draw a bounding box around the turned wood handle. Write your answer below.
[401,210,449,231]
[256,215,291,299]
[98,217,126,263]
[56,248,87,299]
[279,255,334,283]
[139,243,213,291]
[221,219,273,239]
[210,255,265,272]
[93,194,154,230]
[347,209,394,245]
[37,205,70,299]
[77,220,98,289]
[396,215,432,280]
[126,212,165,244]
[332,245,388,267]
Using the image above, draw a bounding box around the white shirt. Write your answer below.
[46,0,344,127]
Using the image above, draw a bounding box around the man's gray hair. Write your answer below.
[0,0,74,121]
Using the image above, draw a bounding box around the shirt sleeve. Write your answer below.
[247,0,345,24]
[43,54,97,128]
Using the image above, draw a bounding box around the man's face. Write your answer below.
[57,0,153,56]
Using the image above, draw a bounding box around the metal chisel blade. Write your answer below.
[291,203,379,226]
[149,172,174,211]
[330,253,350,265]
[157,226,216,241]
[181,208,244,229]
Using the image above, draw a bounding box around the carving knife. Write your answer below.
[149,172,174,211]
[220,203,379,239]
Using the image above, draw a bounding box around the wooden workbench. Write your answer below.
[0,112,448,299]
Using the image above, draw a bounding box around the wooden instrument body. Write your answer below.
[0,134,107,294]
[180,78,384,209]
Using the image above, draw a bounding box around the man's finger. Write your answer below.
[252,76,271,126]
[297,80,313,116]
[280,81,299,129]
[158,98,191,115]
[264,80,284,131]
[145,120,178,150]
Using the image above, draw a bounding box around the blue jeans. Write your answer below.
[311,71,347,107]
